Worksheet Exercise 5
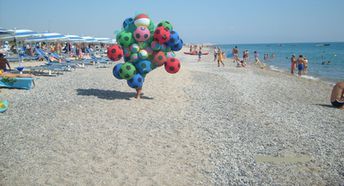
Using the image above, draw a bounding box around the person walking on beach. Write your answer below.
[0,52,11,72]
[290,55,297,74]
[232,46,240,63]
[330,82,344,110]
[297,55,305,76]
[198,49,202,62]
[217,49,225,67]
[243,50,249,63]
[213,47,218,62]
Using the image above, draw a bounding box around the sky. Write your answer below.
[1,0,344,44]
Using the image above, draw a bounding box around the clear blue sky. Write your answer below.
[1,0,343,44]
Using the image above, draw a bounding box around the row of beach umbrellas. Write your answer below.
[0,28,115,44]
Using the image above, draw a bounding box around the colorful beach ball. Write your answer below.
[117,31,134,47]
[134,14,151,27]
[166,51,176,58]
[119,62,136,80]
[157,20,173,31]
[130,53,139,63]
[113,63,123,79]
[107,45,123,61]
[138,49,148,59]
[134,26,151,42]
[127,73,144,89]
[153,51,167,66]
[136,60,152,75]
[130,43,140,53]
[123,47,131,57]
[165,57,180,74]
[154,26,171,44]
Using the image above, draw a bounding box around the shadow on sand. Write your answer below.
[315,104,335,109]
[76,88,154,100]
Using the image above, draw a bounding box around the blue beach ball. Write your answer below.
[127,73,144,89]
[113,63,123,79]
[135,60,152,75]
[166,30,180,47]
[171,39,183,51]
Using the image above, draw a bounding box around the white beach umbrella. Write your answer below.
[94,37,113,44]
[0,27,14,38]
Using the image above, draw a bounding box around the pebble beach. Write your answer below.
[1,48,344,185]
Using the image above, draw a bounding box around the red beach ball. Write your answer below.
[153,26,171,44]
[107,45,123,61]
[165,57,180,74]
[153,51,167,66]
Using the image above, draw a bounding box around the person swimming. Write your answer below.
[330,82,344,109]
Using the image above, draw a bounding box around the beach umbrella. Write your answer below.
[0,29,40,41]
[0,27,14,38]
[81,36,97,43]
[65,34,84,43]
[25,32,66,42]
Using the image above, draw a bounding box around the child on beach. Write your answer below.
[304,57,308,74]
[254,51,265,69]
[330,82,344,109]
[214,47,218,62]
[217,49,225,67]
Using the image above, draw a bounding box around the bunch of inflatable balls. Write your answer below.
[107,13,183,89]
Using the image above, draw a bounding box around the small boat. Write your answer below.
[315,43,331,47]
[184,51,209,55]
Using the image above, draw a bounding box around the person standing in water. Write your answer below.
[330,82,344,109]
[297,55,305,76]
[290,55,297,74]
[304,57,309,74]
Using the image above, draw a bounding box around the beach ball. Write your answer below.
[123,18,134,29]
[138,49,148,59]
[119,62,137,80]
[157,20,173,31]
[134,14,151,27]
[165,57,180,74]
[134,26,151,42]
[154,26,171,44]
[151,41,161,51]
[166,30,180,47]
[153,51,167,66]
[117,31,134,47]
[112,63,123,79]
[171,39,183,51]
[127,73,144,89]
[107,44,123,61]
[130,53,139,63]
[138,42,149,49]
[136,60,152,75]
[160,44,171,52]
[130,43,140,53]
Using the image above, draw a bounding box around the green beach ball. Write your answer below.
[148,21,156,33]
[119,62,137,80]
[117,31,134,47]
[157,20,173,31]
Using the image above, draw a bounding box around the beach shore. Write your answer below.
[1,48,343,185]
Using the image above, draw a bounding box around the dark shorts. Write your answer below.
[298,64,304,71]
[331,100,344,108]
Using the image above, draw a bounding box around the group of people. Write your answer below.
[290,54,308,76]
[213,47,225,67]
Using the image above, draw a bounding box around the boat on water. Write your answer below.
[315,43,331,47]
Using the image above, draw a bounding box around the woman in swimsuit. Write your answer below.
[290,55,297,74]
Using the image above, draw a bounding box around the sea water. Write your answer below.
[219,42,344,82]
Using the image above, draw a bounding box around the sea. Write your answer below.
[219,42,344,82]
